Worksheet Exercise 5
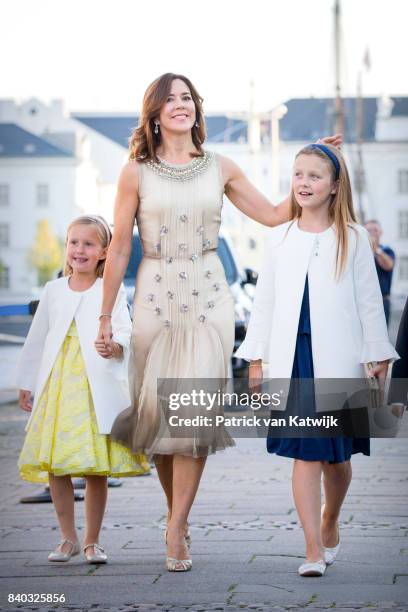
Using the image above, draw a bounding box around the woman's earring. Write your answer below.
[195,121,199,128]
[154,123,160,135]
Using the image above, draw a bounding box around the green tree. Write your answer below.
[29,219,63,285]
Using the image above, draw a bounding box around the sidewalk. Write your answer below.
[0,400,407,611]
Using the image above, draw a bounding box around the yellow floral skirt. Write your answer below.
[19,320,150,483]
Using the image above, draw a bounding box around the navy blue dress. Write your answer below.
[267,276,370,463]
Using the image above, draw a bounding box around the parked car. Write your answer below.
[124,231,257,377]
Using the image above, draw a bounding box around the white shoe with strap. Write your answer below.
[48,538,80,562]
[83,543,107,564]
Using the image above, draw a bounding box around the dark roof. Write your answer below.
[0,123,73,157]
[280,96,408,142]
[42,131,76,154]
[391,97,408,117]
[72,114,247,147]
[72,116,137,149]
[280,97,378,142]
[205,116,247,142]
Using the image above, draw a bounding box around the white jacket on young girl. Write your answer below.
[15,277,131,434]
[236,221,399,381]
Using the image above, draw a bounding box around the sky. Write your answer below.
[1,0,407,114]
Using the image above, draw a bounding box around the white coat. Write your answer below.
[236,221,399,383]
[15,277,132,434]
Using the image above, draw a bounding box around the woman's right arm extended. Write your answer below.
[97,162,139,348]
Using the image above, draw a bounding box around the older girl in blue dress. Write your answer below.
[236,144,399,576]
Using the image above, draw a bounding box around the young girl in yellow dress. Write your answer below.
[16,215,150,564]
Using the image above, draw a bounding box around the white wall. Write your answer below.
[360,142,408,296]
[0,157,101,301]
[70,118,129,186]
[376,117,408,142]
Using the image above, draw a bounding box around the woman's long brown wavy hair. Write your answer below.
[129,73,207,162]
[290,144,357,279]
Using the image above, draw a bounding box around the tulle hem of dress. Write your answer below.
[151,439,236,463]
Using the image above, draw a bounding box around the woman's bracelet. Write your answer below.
[99,313,112,321]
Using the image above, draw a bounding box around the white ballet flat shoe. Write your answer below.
[83,543,107,564]
[321,503,340,565]
[166,557,192,572]
[48,538,80,562]
[298,559,326,577]
[324,540,341,565]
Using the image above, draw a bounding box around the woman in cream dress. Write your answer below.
[97,73,341,571]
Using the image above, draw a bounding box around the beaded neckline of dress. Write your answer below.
[146,150,213,181]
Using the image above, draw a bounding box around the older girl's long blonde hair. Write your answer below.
[63,215,112,278]
[290,144,357,279]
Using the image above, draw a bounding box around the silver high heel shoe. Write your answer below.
[165,528,192,572]
[48,538,80,562]
[166,557,192,572]
[83,543,107,564]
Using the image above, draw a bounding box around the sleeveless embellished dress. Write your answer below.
[111,151,236,458]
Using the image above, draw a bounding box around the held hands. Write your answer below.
[19,390,33,412]
[95,318,123,359]
[366,360,390,407]
[366,360,389,390]
[94,340,123,359]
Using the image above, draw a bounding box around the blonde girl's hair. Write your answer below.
[128,72,207,162]
[290,144,357,279]
[63,215,112,278]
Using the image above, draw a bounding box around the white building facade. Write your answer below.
[0,100,101,300]
[1,95,407,302]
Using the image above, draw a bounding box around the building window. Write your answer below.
[398,169,408,193]
[399,256,408,281]
[36,184,49,207]
[0,224,9,246]
[0,265,9,289]
[0,184,9,206]
[399,210,408,239]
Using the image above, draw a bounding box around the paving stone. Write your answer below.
[0,400,407,609]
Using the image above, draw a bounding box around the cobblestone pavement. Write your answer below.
[0,401,407,612]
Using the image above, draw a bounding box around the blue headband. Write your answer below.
[308,144,340,180]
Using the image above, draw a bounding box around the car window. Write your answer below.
[217,237,239,285]
[124,234,239,286]
[124,236,143,280]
